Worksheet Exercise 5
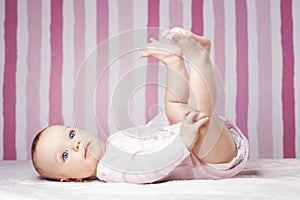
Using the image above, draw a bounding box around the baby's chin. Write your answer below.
[86,137,106,161]
[77,129,106,160]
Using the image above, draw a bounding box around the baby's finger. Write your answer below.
[195,113,208,121]
[183,107,193,116]
[185,111,199,124]
[195,117,209,128]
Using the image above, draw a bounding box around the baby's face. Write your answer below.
[35,125,106,181]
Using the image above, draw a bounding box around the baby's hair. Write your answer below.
[31,127,48,176]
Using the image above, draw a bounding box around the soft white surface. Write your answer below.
[0,159,300,200]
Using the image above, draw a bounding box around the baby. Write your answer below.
[31,27,249,183]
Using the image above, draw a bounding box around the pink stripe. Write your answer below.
[72,1,85,129]
[256,0,273,158]
[280,0,295,158]
[235,0,248,138]
[49,0,63,125]
[191,0,203,35]
[213,0,225,115]
[26,0,42,159]
[118,0,133,32]
[146,0,159,122]
[96,0,109,140]
[96,0,108,45]
[3,0,17,160]
[117,0,134,129]
[169,0,183,27]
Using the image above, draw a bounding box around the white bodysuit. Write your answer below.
[97,112,249,184]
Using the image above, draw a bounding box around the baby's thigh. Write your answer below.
[192,118,236,163]
[165,103,187,124]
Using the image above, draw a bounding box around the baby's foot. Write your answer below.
[139,38,184,68]
[162,27,211,57]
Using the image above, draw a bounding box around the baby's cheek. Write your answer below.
[82,158,98,172]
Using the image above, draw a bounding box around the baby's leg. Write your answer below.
[163,28,236,164]
[162,28,216,115]
[139,39,189,123]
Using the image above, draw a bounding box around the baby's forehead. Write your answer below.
[45,125,67,134]
[35,126,68,163]
[39,125,67,143]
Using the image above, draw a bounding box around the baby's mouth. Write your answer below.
[84,142,91,159]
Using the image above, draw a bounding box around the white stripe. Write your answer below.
[0,0,5,159]
[62,0,75,127]
[271,0,284,158]
[182,0,192,31]
[293,0,300,158]
[224,0,237,122]
[16,0,28,160]
[160,0,169,30]
[246,0,259,159]
[132,0,148,125]
[108,0,120,134]
[84,0,98,134]
[40,0,51,128]
[203,0,215,61]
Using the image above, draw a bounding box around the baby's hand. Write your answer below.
[139,38,183,66]
[180,108,209,150]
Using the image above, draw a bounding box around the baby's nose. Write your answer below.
[72,140,81,152]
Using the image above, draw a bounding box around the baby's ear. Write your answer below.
[60,178,83,182]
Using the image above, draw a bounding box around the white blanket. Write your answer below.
[0,159,300,199]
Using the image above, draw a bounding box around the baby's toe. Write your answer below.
[162,29,183,42]
[169,27,186,35]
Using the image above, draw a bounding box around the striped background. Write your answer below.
[0,0,299,160]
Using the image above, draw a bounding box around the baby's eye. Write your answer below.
[69,131,75,139]
[62,151,69,161]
